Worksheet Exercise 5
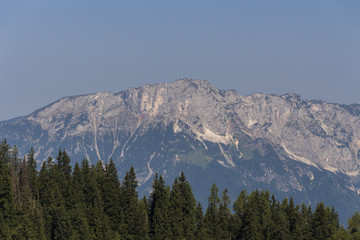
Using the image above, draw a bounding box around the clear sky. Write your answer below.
[1,1,360,121]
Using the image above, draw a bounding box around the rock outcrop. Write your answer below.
[1,78,360,223]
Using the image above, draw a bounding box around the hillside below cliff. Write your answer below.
[1,78,360,223]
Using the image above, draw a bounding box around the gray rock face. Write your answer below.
[1,78,360,223]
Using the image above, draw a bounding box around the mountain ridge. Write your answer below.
[1,78,360,224]
[2,78,360,176]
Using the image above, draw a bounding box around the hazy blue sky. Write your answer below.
[1,1,360,121]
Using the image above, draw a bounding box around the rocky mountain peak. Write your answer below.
[2,79,360,223]
[13,79,360,177]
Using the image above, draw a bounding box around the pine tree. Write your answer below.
[259,190,271,239]
[348,211,360,238]
[204,183,220,239]
[268,195,290,240]
[69,162,90,240]
[121,166,145,239]
[169,172,196,239]
[16,148,45,240]
[56,150,72,214]
[149,173,171,240]
[101,159,122,235]
[169,177,183,238]
[233,189,247,239]
[300,203,312,240]
[56,149,72,176]
[82,160,109,239]
[241,190,262,240]
[218,188,232,239]
[135,196,150,240]
[38,155,72,239]
[195,202,206,239]
[312,202,339,240]
[0,140,16,239]
[287,197,302,240]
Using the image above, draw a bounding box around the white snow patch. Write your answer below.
[107,121,119,161]
[173,120,182,133]
[346,170,360,177]
[347,185,360,195]
[143,153,156,184]
[281,143,318,167]
[192,127,233,145]
[91,115,101,160]
[247,119,258,128]
[319,122,332,136]
[309,173,314,181]
[218,160,229,168]
[121,124,141,158]
[74,143,82,154]
[174,154,180,164]
[218,143,235,167]
[323,165,338,173]
[311,104,321,112]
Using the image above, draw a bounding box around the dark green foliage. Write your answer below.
[82,160,109,239]
[233,189,247,239]
[348,211,360,239]
[136,196,150,240]
[70,162,90,240]
[241,190,263,240]
[312,202,339,240]
[101,159,122,234]
[121,166,149,239]
[195,202,206,239]
[0,141,358,239]
[204,183,221,239]
[268,195,290,240]
[0,140,16,239]
[149,173,171,240]
[218,188,232,239]
[169,172,197,239]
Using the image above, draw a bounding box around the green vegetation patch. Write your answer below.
[239,146,255,160]
[179,151,213,169]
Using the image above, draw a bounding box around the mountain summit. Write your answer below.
[1,78,360,223]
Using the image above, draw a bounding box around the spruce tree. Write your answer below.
[0,140,16,239]
[101,160,122,235]
[259,190,271,239]
[312,202,339,240]
[82,161,109,239]
[287,197,302,240]
[69,162,90,240]
[218,188,232,239]
[169,177,183,238]
[233,189,247,239]
[149,173,171,240]
[135,196,150,240]
[241,190,262,240]
[39,155,72,239]
[169,172,196,239]
[195,202,206,239]
[348,211,360,238]
[268,195,289,240]
[300,204,313,239]
[204,183,220,239]
[121,166,143,239]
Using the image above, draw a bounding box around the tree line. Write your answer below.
[1,139,360,239]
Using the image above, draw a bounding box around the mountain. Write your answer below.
[1,78,360,224]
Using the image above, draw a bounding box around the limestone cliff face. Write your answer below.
[21,78,360,176]
[1,78,360,223]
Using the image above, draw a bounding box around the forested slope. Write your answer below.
[1,140,359,239]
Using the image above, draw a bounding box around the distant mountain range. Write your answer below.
[1,78,360,224]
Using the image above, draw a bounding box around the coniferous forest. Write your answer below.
[1,139,360,240]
